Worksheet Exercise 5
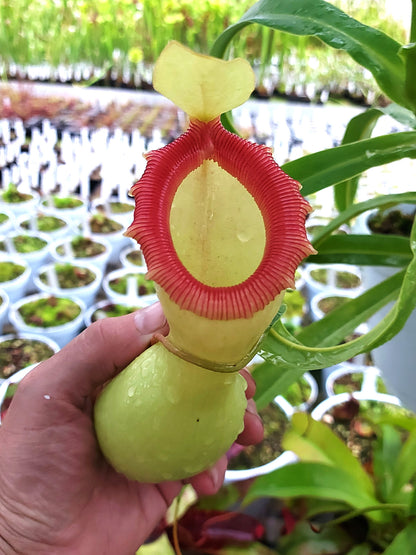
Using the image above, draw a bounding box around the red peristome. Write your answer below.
[127,118,315,320]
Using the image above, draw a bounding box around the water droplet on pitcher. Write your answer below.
[237,230,252,243]
[127,386,135,398]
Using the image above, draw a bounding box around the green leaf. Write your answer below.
[334,109,384,213]
[372,425,403,502]
[253,219,416,408]
[297,270,403,347]
[281,131,416,197]
[390,428,416,501]
[211,0,409,109]
[382,520,416,554]
[308,234,412,267]
[311,192,416,248]
[283,414,375,495]
[244,462,379,513]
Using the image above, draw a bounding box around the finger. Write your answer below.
[235,399,264,446]
[17,302,168,407]
[240,367,256,399]
[186,455,228,496]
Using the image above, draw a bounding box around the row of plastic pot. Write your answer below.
[0,352,400,486]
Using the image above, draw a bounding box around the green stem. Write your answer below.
[318,503,409,530]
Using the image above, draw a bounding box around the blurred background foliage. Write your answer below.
[0,0,409,104]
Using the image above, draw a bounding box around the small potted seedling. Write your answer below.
[0,332,59,380]
[0,231,51,291]
[86,212,133,265]
[303,263,363,300]
[325,362,387,397]
[0,208,15,235]
[41,194,88,224]
[17,212,71,241]
[34,261,103,307]
[91,196,135,226]
[280,372,319,412]
[0,255,31,303]
[83,298,155,327]
[102,267,157,304]
[9,293,86,348]
[50,235,111,273]
[225,395,297,484]
[0,183,39,217]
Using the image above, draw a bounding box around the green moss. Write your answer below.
[0,235,47,254]
[21,214,66,232]
[39,263,96,288]
[0,261,25,282]
[18,295,81,327]
[109,273,155,296]
[1,184,33,203]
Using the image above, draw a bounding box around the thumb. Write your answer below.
[18,302,168,407]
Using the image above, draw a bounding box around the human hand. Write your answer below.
[0,302,263,554]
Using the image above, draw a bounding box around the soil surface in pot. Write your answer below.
[369,209,415,237]
[125,250,144,266]
[1,184,33,203]
[89,214,123,233]
[318,295,350,314]
[56,236,106,258]
[0,261,25,282]
[109,273,155,296]
[310,268,361,289]
[42,196,84,209]
[91,303,144,321]
[333,373,387,395]
[0,337,55,378]
[0,235,47,254]
[97,201,134,214]
[228,403,289,470]
[18,295,81,327]
[39,263,96,288]
[21,213,66,232]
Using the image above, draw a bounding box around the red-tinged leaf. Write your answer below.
[167,508,265,553]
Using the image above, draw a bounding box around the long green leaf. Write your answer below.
[211,0,409,109]
[283,413,375,494]
[253,220,416,408]
[311,192,416,248]
[382,520,416,554]
[334,109,383,212]
[308,234,412,267]
[390,429,416,501]
[281,131,416,197]
[244,462,379,513]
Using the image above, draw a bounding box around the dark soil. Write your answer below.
[18,295,81,327]
[228,403,289,470]
[0,337,55,378]
[369,209,415,237]
[109,273,155,296]
[39,263,96,288]
[56,236,106,258]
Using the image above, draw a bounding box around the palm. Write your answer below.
[0,393,180,554]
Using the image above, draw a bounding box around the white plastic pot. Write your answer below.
[33,261,103,308]
[9,292,86,348]
[303,263,363,302]
[49,236,112,274]
[0,231,51,293]
[0,189,40,217]
[40,194,88,224]
[102,267,157,305]
[0,332,60,381]
[0,289,10,335]
[0,255,31,303]
[224,395,297,484]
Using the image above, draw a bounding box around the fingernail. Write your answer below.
[134,302,166,335]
